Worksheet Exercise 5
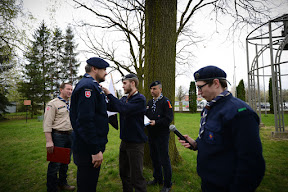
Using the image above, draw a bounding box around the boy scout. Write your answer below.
[43,82,75,192]
[178,66,265,192]
[146,81,173,192]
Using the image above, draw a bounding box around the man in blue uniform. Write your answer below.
[178,66,265,192]
[102,74,147,192]
[70,57,110,192]
[146,81,173,192]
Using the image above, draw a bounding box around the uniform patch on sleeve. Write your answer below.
[85,91,91,98]
[146,106,149,109]
[46,105,52,111]
[238,107,247,112]
[167,100,172,108]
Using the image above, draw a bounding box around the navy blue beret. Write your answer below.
[194,65,226,81]
[86,57,109,69]
[122,73,138,81]
[149,81,161,88]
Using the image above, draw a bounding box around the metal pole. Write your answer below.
[246,40,251,106]
[26,105,28,123]
[268,21,278,132]
[256,45,262,122]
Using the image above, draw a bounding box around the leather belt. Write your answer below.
[52,130,72,135]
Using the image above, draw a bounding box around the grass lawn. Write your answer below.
[0,113,287,191]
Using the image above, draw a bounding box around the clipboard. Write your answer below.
[47,147,71,164]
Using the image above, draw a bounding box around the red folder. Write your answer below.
[47,147,71,164]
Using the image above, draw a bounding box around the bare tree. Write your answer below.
[72,0,146,91]
[176,86,187,101]
[71,0,274,88]
[71,0,277,166]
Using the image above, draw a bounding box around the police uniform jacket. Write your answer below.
[107,92,148,143]
[43,98,72,132]
[195,93,265,191]
[70,74,109,155]
[146,96,173,137]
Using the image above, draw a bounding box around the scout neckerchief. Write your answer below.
[152,93,163,113]
[198,90,230,139]
[58,96,70,112]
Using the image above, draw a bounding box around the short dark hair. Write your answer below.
[128,78,139,87]
[59,82,72,89]
[205,79,227,89]
[122,74,139,87]
[85,64,93,73]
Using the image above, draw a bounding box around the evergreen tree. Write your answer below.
[236,79,246,101]
[0,45,13,118]
[269,77,274,114]
[18,21,53,115]
[189,81,197,113]
[50,27,64,96]
[0,0,21,117]
[62,26,80,85]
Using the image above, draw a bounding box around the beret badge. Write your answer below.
[195,73,200,79]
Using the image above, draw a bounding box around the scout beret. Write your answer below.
[122,73,138,81]
[194,65,226,81]
[149,81,161,88]
[86,57,109,69]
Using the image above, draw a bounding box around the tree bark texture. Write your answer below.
[144,0,180,167]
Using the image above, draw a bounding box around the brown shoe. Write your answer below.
[58,184,76,191]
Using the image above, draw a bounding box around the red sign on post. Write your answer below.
[24,100,31,105]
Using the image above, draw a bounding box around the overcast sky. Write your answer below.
[21,0,288,93]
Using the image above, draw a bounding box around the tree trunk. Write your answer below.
[144,0,180,167]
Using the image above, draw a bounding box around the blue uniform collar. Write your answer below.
[205,90,231,110]
[84,73,99,84]
[84,73,106,100]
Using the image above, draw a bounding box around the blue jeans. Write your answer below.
[47,132,72,192]
[148,133,172,188]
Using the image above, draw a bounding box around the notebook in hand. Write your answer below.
[47,147,71,164]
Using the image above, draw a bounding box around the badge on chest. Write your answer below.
[85,91,91,98]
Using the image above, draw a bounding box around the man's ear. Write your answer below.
[131,80,136,87]
[92,66,98,73]
[213,79,220,88]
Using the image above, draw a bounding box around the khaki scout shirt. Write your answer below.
[43,98,72,133]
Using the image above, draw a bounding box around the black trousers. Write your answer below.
[119,141,146,192]
[73,153,101,192]
[148,133,172,188]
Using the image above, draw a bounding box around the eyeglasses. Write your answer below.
[197,82,209,91]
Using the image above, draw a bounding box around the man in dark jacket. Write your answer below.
[178,66,265,192]
[70,57,110,192]
[146,81,173,192]
[102,74,147,192]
